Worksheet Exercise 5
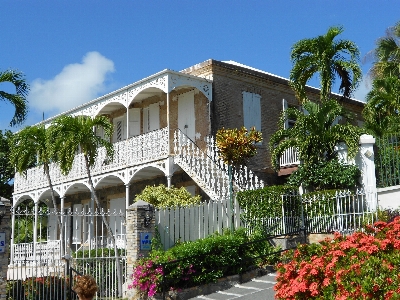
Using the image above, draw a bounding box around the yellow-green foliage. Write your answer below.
[216,126,262,165]
[134,184,201,208]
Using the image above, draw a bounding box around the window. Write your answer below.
[282,99,299,129]
[143,103,160,133]
[242,91,261,132]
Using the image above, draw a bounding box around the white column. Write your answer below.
[165,156,174,188]
[356,134,377,210]
[33,201,39,261]
[10,204,16,265]
[125,183,130,209]
[60,196,65,256]
[167,79,171,156]
[126,106,130,139]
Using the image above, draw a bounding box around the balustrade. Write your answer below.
[14,128,169,194]
[174,130,264,200]
[279,147,300,167]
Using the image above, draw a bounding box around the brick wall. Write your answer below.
[182,59,365,184]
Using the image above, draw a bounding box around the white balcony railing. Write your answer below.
[14,127,169,193]
[12,240,61,266]
[280,147,300,167]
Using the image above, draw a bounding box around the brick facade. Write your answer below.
[182,59,365,184]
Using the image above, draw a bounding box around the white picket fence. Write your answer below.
[155,189,378,250]
[155,199,242,250]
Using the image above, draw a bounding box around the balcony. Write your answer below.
[279,147,300,176]
[14,127,169,194]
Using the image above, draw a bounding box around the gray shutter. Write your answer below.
[129,108,141,137]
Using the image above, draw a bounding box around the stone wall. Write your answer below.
[125,200,156,299]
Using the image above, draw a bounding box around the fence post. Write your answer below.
[0,197,11,300]
[356,134,377,211]
[125,200,156,299]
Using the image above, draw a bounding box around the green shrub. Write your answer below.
[129,228,280,298]
[237,185,300,233]
[288,159,360,191]
[135,184,201,208]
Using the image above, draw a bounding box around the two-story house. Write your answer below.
[11,59,365,260]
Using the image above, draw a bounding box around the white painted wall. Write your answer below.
[378,186,400,209]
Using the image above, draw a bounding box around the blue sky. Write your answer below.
[1,0,399,131]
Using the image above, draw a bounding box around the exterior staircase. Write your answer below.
[173,130,264,200]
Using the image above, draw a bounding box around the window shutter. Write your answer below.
[149,103,160,131]
[243,91,261,131]
[129,108,141,137]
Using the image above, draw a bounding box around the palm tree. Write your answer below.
[269,100,362,170]
[363,76,400,137]
[48,115,123,295]
[369,21,400,80]
[9,125,63,251]
[290,26,362,103]
[0,69,29,126]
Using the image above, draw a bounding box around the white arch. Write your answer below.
[93,101,127,118]
[13,194,35,208]
[127,163,167,184]
[92,173,126,189]
[63,181,92,195]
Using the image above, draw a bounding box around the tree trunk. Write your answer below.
[44,163,64,256]
[84,155,123,297]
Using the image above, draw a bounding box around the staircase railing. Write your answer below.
[173,130,264,200]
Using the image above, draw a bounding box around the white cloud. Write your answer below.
[29,51,115,114]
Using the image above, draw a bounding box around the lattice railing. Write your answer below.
[173,130,264,200]
[14,128,169,193]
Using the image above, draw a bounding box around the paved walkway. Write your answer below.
[188,273,277,300]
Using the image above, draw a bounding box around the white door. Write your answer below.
[47,208,58,240]
[109,198,126,238]
[72,204,82,244]
[178,91,195,141]
[129,108,141,137]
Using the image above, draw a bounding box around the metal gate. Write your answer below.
[7,204,127,299]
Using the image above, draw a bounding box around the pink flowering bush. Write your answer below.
[275,217,400,299]
[129,259,163,298]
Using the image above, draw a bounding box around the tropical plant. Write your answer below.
[47,115,123,296]
[9,125,62,243]
[13,201,49,244]
[135,184,201,208]
[0,69,29,126]
[270,100,362,170]
[362,76,400,137]
[287,160,361,191]
[368,21,400,80]
[215,126,262,166]
[290,26,362,103]
[0,130,14,199]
